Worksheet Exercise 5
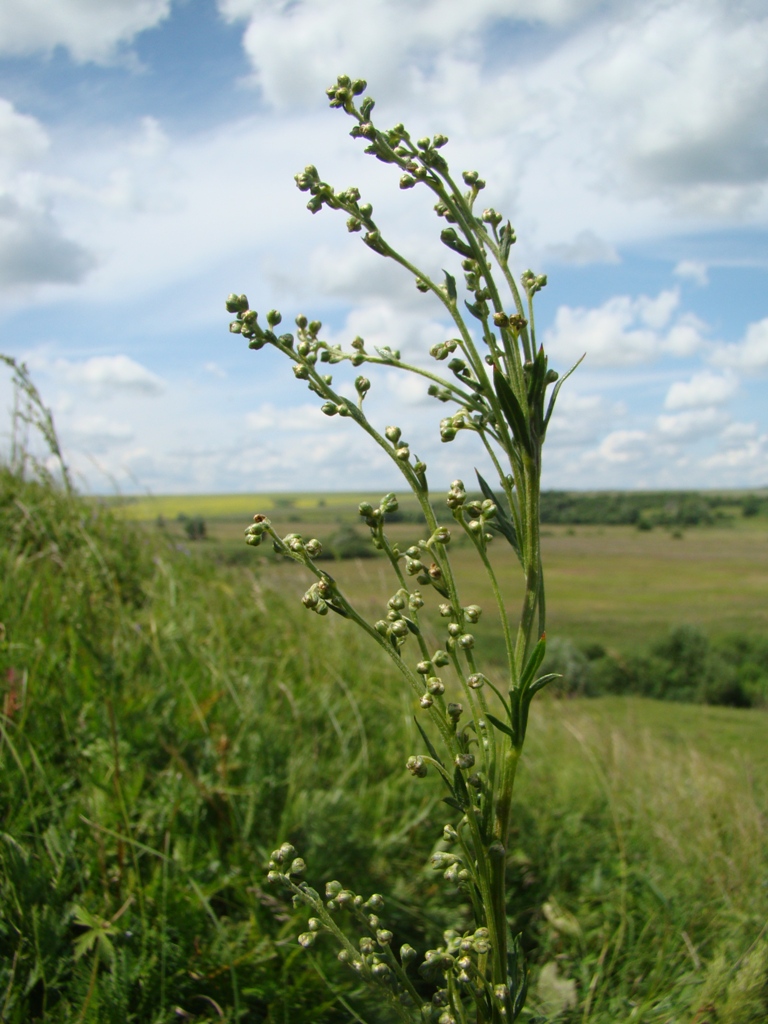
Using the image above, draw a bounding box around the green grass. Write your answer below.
[3,473,767,1022]
[113,492,768,650]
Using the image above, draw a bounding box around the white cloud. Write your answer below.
[546,230,620,266]
[0,0,172,63]
[656,407,728,442]
[674,260,709,287]
[0,99,49,172]
[711,317,768,371]
[54,355,165,396]
[664,371,737,410]
[543,288,707,367]
[591,429,648,465]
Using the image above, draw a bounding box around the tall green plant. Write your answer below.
[226,76,579,1024]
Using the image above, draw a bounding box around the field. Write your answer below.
[2,474,767,1023]
[112,490,768,649]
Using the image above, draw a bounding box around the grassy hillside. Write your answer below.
[2,469,767,1022]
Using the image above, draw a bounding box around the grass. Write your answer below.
[2,472,767,1022]
[120,492,768,652]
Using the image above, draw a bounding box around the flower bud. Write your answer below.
[321,402,338,416]
[432,526,451,544]
[289,857,306,876]
[377,929,393,946]
[298,932,316,948]
[458,633,475,650]
[409,592,424,610]
[419,695,433,709]
[225,293,249,313]
[390,619,409,638]
[447,702,463,722]
[443,824,458,843]
[371,962,389,979]
[266,309,282,327]
[427,677,445,695]
[454,752,475,770]
[359,936,375,955]
[433,650,450,667]
[416,660,431,674]
[467,673,486,689]
[448,623,461,637]
[406,755,428,777]
[366,893,385,910]
[305,539,322,558]
[355,375,371,396]
[385,425,401,443]
[395,445,410,461]
[430,852,459,869]
[400,943,417,964]
[326,880,343,897]
[464,605,482,623]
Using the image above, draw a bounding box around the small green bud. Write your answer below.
[432,526,450,544]
[395,444,410,460]
[433,650,450,667]
[308,917,321,931]
[400,174,416,189]
[427,677,445,695]
[266,309,282,327]
[290,857,306,876]
[409,592,424,610]
[400,943,417,964]
[225,293,249,313]
[366,893,385,910]
[305,538,322,558]
[416,660,432,674]
[377,929,393,946]
[326,880,343,897]
[375,620,390,635]
[321,402,338,416]
[358,501,374,516]
[458,633,475,650]
[468,673,486,689]
[447,623,461,637]
[419,695,433,709]
[447,702,463,722]
[430,852,459,869]
[298,932,315,947]
[443,824,459,843]
[454,752,475,770]
[464,604,481,623]
[406,755,428,777]
[390,619,409,638]
[293,363,309,380]
[385,425,402,443]
[493,311,510,328]
[371,961,389,979]
[359,936,375,954]
[355,375,371,395]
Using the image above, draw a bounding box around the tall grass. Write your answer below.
[1,461,767,1021]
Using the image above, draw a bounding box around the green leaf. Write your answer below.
[414,718,444,769]
[476,470,521,562]
[403,617,421,636]
[453,767,470,808]
[520,636,547,692]
[464,299,486,322]
[543,353,585,432]
[493,368,533,456]
[443,797,463,812]
[527,672,560,697]
[443,270,457,302]
[486,713,515,740]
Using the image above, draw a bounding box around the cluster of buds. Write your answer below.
[358,492,399,530]
[226,296,296,352]
[244,513,271,547]
[266,842,306,886]
[302,578,336,616]
[429,337,459,362]
[521,268,548,297]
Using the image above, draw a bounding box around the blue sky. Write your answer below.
[0,0,766,494]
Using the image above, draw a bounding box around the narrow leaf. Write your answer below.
[403,617,421,636]
[493,368,533,456]
[443,797,463,812]
[443,270,457,302]
[464,299,486,322]
[453,767,470,808]
[414,718,444,769]
[476,469,521,561]
[520,635,547,692]
[543,353,585,430]
[486,713,515,740]
[527,672,561,697]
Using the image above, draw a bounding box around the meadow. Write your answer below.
[2,472,765,1022]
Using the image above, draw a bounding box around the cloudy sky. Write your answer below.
[0,0,766,495]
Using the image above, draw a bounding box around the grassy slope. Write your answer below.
[3,476,767,1022]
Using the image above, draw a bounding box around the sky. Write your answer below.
[0,0,767,495]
